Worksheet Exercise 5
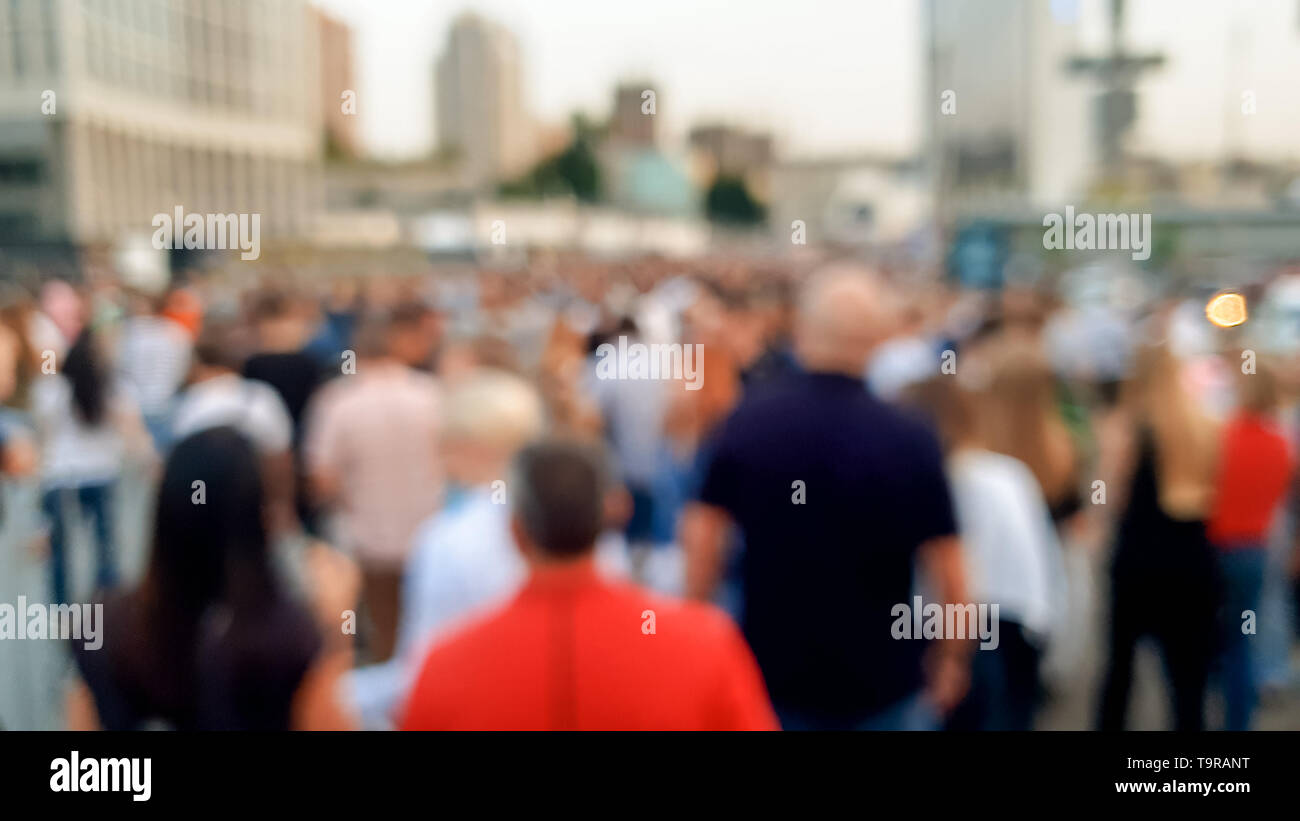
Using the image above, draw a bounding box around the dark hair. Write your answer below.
[389,299,433,329]
[121,427,315,724]
[510,438,609,558]
[63,328,107,426]
[251,290,292,323]
[144,427,274,614]
[193,319,244,371]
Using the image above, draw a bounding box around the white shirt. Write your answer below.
[171,372,293,454]
[31,376,138,487]
[116,316,192,416]
[946,448,1065,639]
[344,486,631,729]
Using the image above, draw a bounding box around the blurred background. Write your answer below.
[0,0,1299,731]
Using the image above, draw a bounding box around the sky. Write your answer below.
[310,0,1300,164]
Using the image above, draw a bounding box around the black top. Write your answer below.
[698,371,958,724]
[242,351,324,448]
[1111,429,1220,604]
[73,591,322,731]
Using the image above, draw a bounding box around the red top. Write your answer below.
[1207,413,1294,547]
[401,559,778,731]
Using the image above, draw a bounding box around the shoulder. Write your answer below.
[610,581,744,652]
[410,496,499,569]
[408,593,518,681]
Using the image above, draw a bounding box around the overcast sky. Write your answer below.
[310,0,1300,163]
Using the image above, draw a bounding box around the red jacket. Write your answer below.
[401,559,778,730]
[1207,412,1295,547]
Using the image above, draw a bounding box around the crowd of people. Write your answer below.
[0,253,1297,730]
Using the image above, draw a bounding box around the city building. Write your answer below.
[609,82,657,147]
[688,124,773,181]
[925,0,1093,206]
[315,6,359,158]
[435,12,535,188]
[0,0,324,249]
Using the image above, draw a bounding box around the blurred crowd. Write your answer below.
[1,254,1298,730]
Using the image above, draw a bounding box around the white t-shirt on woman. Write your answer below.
[946,448,1066,640]
[32,375,139,488]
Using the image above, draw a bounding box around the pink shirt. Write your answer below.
[305,362,443,568]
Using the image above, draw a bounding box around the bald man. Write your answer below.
[681,265,971,730]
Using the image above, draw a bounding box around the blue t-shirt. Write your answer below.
[698,370,957,724]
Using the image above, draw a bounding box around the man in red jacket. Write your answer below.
[401,438,778,731]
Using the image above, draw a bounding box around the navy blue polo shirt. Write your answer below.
[698,370,957,725]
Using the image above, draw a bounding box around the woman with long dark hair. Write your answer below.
[33,326,151,604]
[65,427,356,730]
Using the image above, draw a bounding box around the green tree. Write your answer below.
[499,113,603,202]
[704,175,765,226]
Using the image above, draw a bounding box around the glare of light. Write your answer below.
[1205,292,1247,328]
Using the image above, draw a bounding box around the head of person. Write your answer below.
[191,318,244,381]
[508,438,610,566]
[794,263,899,377]
[901,375,978,453]
[442,368,545,486]
[349,309,393,362]
[714,284,768,369]
[251,289,306,352]
[387,300,439,368]
[63,327,108,427]
[142,426,275,623]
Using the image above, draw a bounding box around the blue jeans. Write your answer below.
[778,692,940,731]
[1218,547,1266,731]
[43,482,118,604]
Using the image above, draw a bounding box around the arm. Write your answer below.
[291,542,359,731]
[918,534,972,714]
[290,650,357,731]
[681,502,731,601]
[65,679,101,731]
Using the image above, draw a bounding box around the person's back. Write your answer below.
[685,267,966,730]
[1207,411,1294,548]
[243,350,323,443]
[402,561,774,730]
[65,428,354,731]
[117,313,191,416]
[946,448,1061,639]
[699,371,954,724]
[402,437,776,730]
[74,589,321,731]
[31,374,136,487]
[305,360,442,566]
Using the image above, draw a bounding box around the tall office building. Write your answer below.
[0,0,322,245]
[435,12,534,187]
[926,0,1092,204]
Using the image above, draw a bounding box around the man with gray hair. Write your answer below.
[401,437,776,730]
[681,263,972,730]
